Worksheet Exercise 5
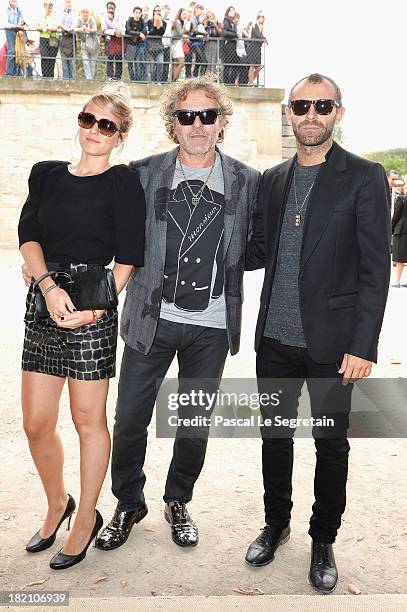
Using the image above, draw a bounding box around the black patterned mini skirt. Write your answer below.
[22,263,118,380]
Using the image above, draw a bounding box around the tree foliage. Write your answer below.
[363,149,407,175]
[333,124,343,145]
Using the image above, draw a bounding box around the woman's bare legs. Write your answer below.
[22,371,68,538]
[172,58,184,81]
[253,66,261,81]
[248,65,261,85]
[395,262,405,284]
[60,378,110,555]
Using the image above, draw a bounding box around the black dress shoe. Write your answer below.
[245,524,290,567]
[94,503,148,551]
[308,541,338,594]
[49,509,103,570]
[26,494,76,553]
[164,502,199,547]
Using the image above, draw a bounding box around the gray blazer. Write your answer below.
[120,146,260,355]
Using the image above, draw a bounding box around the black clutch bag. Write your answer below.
[33,268,118,319]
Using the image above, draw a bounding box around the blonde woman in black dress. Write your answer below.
[18,84,145,570]
[247,12,266,87]
[391,183,407,287]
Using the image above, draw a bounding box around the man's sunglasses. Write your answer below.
[172,108,221,126]
[289,99,340,116]
[78,111,121,137]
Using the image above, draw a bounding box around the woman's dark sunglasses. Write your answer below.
[172,108,221,126]
[78,111,121,137]
[289,99,340,116]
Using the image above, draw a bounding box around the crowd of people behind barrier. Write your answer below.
[3,1,267,85]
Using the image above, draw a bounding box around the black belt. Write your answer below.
[45,262,105,274]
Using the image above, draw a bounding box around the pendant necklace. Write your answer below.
[178,152,216,206]
[293,168,315,227]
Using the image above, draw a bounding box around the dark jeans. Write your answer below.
[257,337,352,544]
[112,318,229,512]
[5,29,19,76]
[127,43,146,81]
[61,35,75,79]
[61,55,74,79]
[148,49,163,82]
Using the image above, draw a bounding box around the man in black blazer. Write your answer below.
[244,73,391,593]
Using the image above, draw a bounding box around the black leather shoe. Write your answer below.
[245,524,290,567]
[94,504,148,551]
[49,509,103,570]
[164,502,199,547]
[308,541,338,594]
[26,494,76,553]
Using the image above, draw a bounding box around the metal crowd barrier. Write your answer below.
[1,28,266,86]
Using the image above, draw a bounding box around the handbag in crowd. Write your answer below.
[48,34,60,49]
[60,32,74,57]
[85,32,100,55]
[147,36,164,54]
[33,268,118,320]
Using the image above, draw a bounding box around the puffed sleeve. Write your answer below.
[18,161,58,248]
[113,164,146,266]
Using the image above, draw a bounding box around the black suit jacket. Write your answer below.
[246,142,391,364]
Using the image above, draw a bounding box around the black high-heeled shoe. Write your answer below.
[26,494,76,553]
[49,509,103,570]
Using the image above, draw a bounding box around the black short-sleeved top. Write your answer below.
[18,160,146,267]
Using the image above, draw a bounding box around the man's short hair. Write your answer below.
[288,73,342,107]
[106,1,116,8]
[133,5,142,11]
[387,169,399,177]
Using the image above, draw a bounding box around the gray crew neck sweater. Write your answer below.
[264,162,321,347]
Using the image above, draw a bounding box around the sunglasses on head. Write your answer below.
[172,108,221,126]
[78,111,121,137]
[289,99,340,116]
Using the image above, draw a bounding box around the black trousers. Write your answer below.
[106,52,123,79]
[257,337,352,544]
[192,45,207,77]
[112,318,229,511]
[223,41,239,84]
[39,38,58,78]
[162,46,171,82]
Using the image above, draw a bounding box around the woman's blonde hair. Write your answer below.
[160,75,233,144]
[83,83,133,138]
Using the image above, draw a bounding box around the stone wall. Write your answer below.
[0,79,284,248]
[281,104,296,160]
